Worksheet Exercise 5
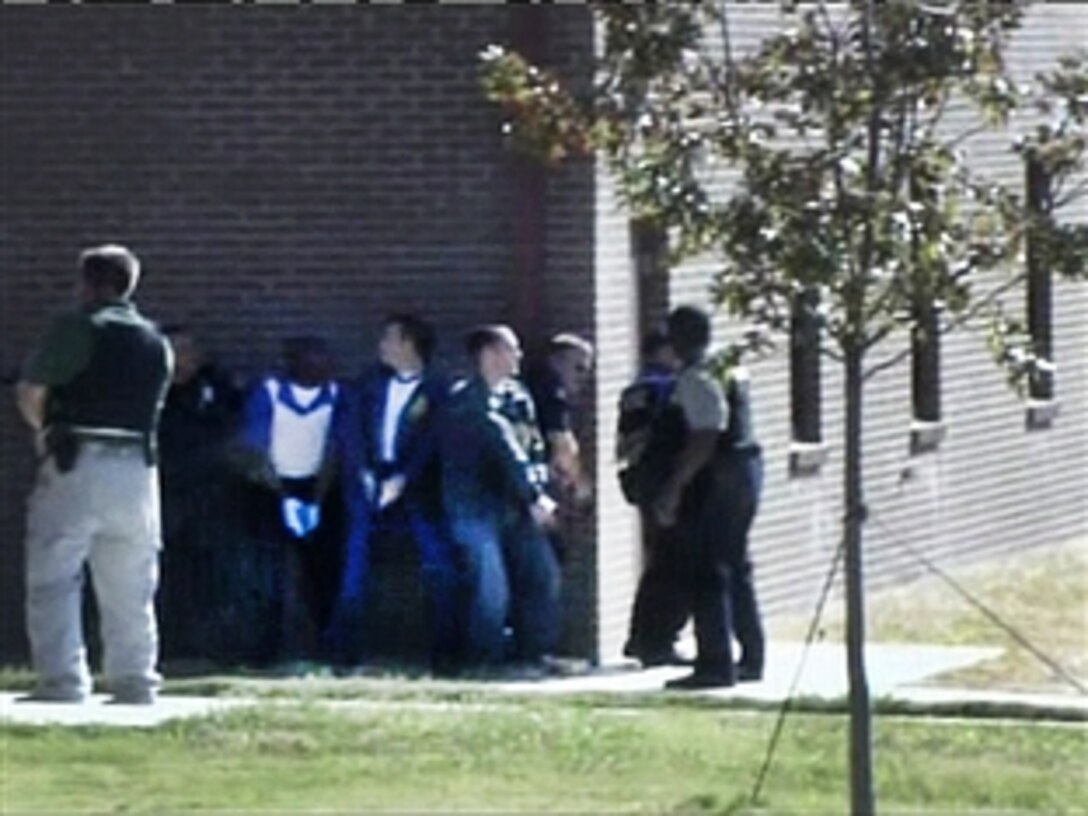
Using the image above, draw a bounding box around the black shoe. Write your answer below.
[639,649,694,668]
[665,670,735,691]
[18,688,87,704]
[737,664,763,683]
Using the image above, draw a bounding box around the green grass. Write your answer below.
[770,536,1088,694]
[2,699,1085,813]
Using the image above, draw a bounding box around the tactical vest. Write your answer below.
[48,304,171,442]
[493,378,550,491]
[616,371,683,507]
[720,370,758,452]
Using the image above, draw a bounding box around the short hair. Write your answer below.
[465,324,518,361]
[282,334,329,363]
[79,244,141,298]
[667,305,712,359]
[548,332,594,359]
[383,312,437,364]
[640,327,670,360]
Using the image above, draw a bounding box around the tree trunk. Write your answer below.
[844,341,875,815]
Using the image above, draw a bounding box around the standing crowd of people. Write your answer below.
[15,244,764,704]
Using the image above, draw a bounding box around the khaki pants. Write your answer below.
[25,441,162,698]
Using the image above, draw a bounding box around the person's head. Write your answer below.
[666,305,712,364]
[547,332,594,397]
[378,312,436,373]
[78,244,141,303]
[640,327,680,372]
[283,335,333,387]
[162,324,202,385]
[465,324,523,386]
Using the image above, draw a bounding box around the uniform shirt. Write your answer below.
[440,377,544,519]
[22,303,110,386]
[671,361,728,432]
[380,375,422,464]
[525,363,572,437]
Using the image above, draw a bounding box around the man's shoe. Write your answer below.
[109,688,157,705]
[18,686,87,704]
[665,671,735,691]
[639,649,694,668]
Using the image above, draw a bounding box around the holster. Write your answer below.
[45,425,81,474]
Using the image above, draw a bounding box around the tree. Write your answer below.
[481,3,1087,814]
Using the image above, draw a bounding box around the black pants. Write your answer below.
[681,451,764,676]
[243,477,343,665]
[625,513,690,657]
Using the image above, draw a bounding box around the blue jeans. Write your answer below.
[450,512,560,665]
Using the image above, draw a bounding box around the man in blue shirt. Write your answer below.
[440,325,559,669]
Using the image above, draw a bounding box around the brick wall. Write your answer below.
[2,4,1083,667]
[0,5,599,661]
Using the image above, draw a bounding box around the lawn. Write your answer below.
[2,698,1084,814]
[769,535,1088,694]
[2,538,1084,813]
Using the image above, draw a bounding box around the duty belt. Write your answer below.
[69,425,145,444]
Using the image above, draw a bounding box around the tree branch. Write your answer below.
[862,269,1028,381]
[941,270,1027,334]
[863,345,911,382]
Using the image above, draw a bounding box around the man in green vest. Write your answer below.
[16,245,173,704]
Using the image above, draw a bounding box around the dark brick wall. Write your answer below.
[0,5,599,661]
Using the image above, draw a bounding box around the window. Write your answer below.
[788,287,828,476]
[1026,155,1055,402]
[790,287,822,444]
[910,299,945,454]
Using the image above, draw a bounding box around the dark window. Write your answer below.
[911,300,941,423]
[631,219,669,334]
[790,287,822,444]
[1026,156,1055,401]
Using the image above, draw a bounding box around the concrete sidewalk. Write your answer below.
[2,641,1084,728]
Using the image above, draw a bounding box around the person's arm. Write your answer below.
[16,312,93,439]
[397,377,444,492]
[234,378,279,489]
[15,382,47,431]
[653,371,727,527]
[548,429,592,501]
[484,405,556,525]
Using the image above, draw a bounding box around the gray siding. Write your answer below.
[618,4,1088,657]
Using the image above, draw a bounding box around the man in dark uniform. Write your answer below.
[157,325,242,663]
[439,325,559,669]
[654,306,765,690]
[16,244,173,704]
[618,328,691,667]
[524,332,594,502]
[330,313,457,671]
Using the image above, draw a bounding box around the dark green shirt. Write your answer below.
[22,310,96,387]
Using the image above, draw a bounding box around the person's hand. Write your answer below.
[530,493,558,529]
[378,475,406,509]
[572,473,594,506]
[652,486,681,528]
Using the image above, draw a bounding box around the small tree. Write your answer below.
[482,3,1087,814]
